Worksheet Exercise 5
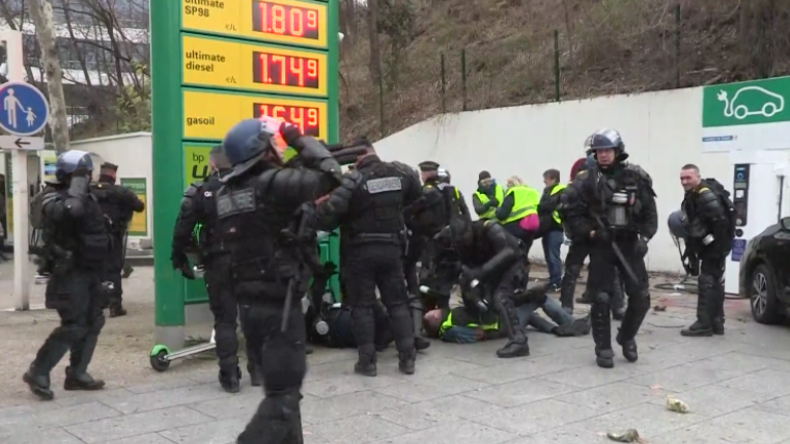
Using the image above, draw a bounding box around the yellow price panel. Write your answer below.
[183,89,328,141]
[183,144,214,189]
[182,35,328,97]
[181,0,328,49]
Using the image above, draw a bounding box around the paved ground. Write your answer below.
[1,263,789,444]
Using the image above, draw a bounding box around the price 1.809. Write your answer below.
[253,103,321,137]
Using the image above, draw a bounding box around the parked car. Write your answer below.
[739,217,790,324]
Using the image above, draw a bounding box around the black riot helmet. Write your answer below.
[667,210,689,240]
[221,116,288,181]
[585,129,627,161]
[54,150,93,183]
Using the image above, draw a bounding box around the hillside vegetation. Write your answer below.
[337,0,790,142]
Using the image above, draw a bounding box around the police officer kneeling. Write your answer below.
[564,129,658,369]
[313,143,422,377]
[217,117,342,443]
[24,151,111,400]
[436,217,531,358]
[669,164,733,337]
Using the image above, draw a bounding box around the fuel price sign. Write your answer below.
[182,34,327,96]
[181,0,328,49]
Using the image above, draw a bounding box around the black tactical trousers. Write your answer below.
[33,269,106,379]
[419,239,457,309]
[697,254,726,327]
[104,233,125,308]
[560,240,624,312]
[238,301,306,444]
[485,264,528,346]
[204,255,242,376]
[344,243,415,364]
[586,238,650,354]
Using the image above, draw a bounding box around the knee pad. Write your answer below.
[697,274,715,292]
[54,323,89,343]
[594,292,610,305]
[565,264,582,277]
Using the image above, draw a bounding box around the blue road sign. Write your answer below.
[0,81,49,136]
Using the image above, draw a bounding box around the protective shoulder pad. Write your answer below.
[626,163,653,186]
[183,182,201,197]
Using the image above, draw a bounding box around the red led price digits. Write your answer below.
[252,51,319,89]
[252,1,320,40]
[253,103,320,137]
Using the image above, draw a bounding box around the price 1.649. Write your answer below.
[253,103,321,137]
[252,51,320,89]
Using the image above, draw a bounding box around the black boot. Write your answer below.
[617,293,650,363]
[237,391,303,444]
[64,333,105,391]
[352,307,378,377]
[23,365,54,401]
[575,291,593,304]
[109,304,127,318]
[26,332,72,400]
[414,337,431,351]
[408,295,431,351]
[398,350,416,375]
[247,362,263,387]
[389,304,417,375]
[560,264,581,313]
[590,295,614,368]
[495,295,530,359]
[681,282,714,337]
[219,367,241,393]
[712,278,725,335]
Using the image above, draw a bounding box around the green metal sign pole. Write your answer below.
[150,0,340,354]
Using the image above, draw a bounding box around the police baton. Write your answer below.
[593,215,639,286]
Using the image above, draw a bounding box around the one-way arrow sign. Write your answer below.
[0,135,45,151]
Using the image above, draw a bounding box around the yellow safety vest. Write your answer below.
[473,185,504,220]
[502,185,540,225]
[550,183,567,225]
[438,311,499,338]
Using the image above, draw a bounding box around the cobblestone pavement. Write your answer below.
[2,297,790,444]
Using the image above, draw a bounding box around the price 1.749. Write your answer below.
[253,103,321,137]
[252,51,320,89]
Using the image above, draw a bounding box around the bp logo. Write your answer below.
[716,86,785,120]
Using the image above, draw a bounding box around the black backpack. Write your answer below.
[702,178,736,244]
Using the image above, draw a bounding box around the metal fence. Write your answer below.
[340,2,785,141]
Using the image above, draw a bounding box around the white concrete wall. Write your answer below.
[70,132,153,247]
[375,87,769,273]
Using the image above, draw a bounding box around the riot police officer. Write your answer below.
[24,150,111,400]
[313,144,422,377]
[171,146,251,393]
[404,161,467,309]
[436,217,531,358]
[217,117,342,444]
[669,164,733,336]
[560,155,625,319]
[564,129,657,369]
[91,162,144,317]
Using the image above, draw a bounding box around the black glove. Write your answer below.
[279,121,303,146]
[179,263,195,280]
